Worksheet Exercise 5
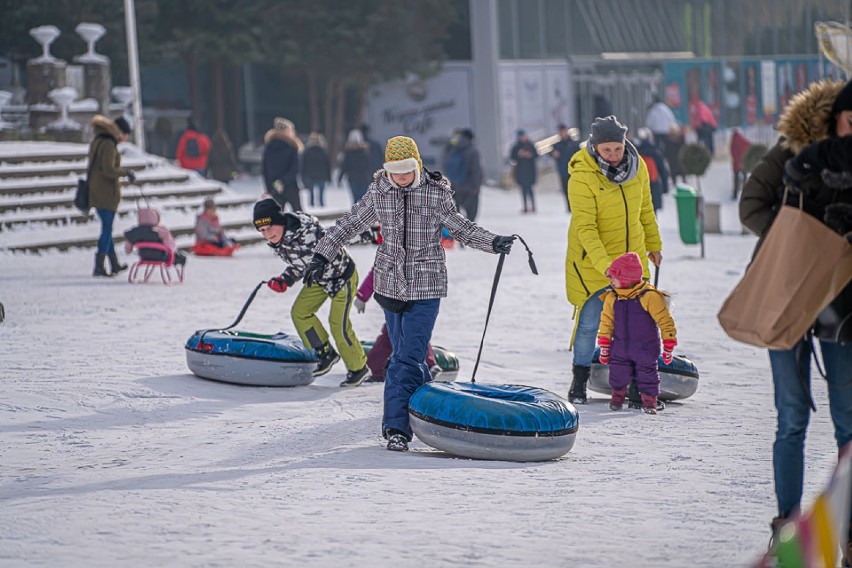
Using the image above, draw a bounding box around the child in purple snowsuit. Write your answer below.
[354,265,438,382]
[596,252,677,414]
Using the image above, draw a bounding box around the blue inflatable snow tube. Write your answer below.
[185,330,317,387]
[408,382,579,461]
[588,347,700,401]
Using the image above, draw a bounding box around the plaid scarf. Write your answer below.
[587,139,640,184]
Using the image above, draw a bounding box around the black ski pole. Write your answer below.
[470,235,537,383]
[199,280,267,342]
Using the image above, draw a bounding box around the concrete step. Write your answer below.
[0,170,190,196]
[0,182,224,214]
[0,194,258,230]
[0,144,89,164]
[4,209,346,253]
[0,158,151,179]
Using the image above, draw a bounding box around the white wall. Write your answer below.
[365,63,474,170]
[365,59,575,178]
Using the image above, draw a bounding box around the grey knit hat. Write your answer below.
[590,115,628,146]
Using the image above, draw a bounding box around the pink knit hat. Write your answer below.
[607,252,643,285]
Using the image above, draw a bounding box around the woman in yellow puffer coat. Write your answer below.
[565,115,663,405]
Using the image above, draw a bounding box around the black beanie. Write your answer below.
[114,116,132,135]
[590,115,628,146]
[831,80,852,116]
[253,198,286,229]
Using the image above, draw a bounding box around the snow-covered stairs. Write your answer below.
[0,141,261,253]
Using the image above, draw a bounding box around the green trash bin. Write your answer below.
[674,184,702,245]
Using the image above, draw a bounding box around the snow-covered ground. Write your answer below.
[0,161,842,567]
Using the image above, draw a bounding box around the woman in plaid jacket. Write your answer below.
[304,136,515,452]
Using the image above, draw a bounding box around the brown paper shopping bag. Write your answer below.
[718,203,852,350]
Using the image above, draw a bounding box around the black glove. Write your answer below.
[783,157,822,196]
[302,254,328,287]
[824,203,852,238]
[126,170,137,184]
[492,235,515,254]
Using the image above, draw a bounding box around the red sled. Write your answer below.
[192,241,240,257]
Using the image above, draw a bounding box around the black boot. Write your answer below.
[339,366,368,387]
[768,515,787,551]
[385,429,410,452]
[568,365,590,404]
[93,253,112,277]
[627,381,642,409]
[627,381,665,411]
[313,343,340,377]
[107,246,128,276]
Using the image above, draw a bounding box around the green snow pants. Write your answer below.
[291,270,367,372]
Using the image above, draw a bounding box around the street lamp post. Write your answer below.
[124,0,145,148]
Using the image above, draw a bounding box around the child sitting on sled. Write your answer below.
[253,198,368,387]
[354,265,440,382]
[124,207,187,266]
[193,198,239,255]
[596,252,676,414]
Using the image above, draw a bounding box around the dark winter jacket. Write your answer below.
[262,129,301,192]
[787,136,852,189]
[510,140,538,185]
[269,211,355,298]
[637,138,669,210]
[364,137,385,173]
[552,137,581,181]
[314,169,498,302]
[301,145,331,184]
[442,137,483,194]
[338,143,373,188]
[740,80,850,255]
[208,130,239,183]
[87,115,129,211]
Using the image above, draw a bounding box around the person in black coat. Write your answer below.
[338,129,373,204]
[301,132,331,207]
[261,117,303,211]
[359,123,385,173]
[551,124,581,212]
[510,129,538,213]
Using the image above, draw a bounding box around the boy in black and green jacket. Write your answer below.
[253,198,368,386]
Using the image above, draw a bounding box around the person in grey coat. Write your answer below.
[302,136,516,452]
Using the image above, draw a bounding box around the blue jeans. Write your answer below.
[95,208,116,254]
[572,287,607,367]
[769,339,852,519]
[383,299,440,440]
[307,181,326,207]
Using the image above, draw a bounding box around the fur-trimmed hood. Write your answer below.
[263,128,303,151]
[777,80,845,154]
[91,114,121,140]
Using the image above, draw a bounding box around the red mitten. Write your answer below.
[662,339,677,365]
[598,336,611,365]
[267,276,288,293]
